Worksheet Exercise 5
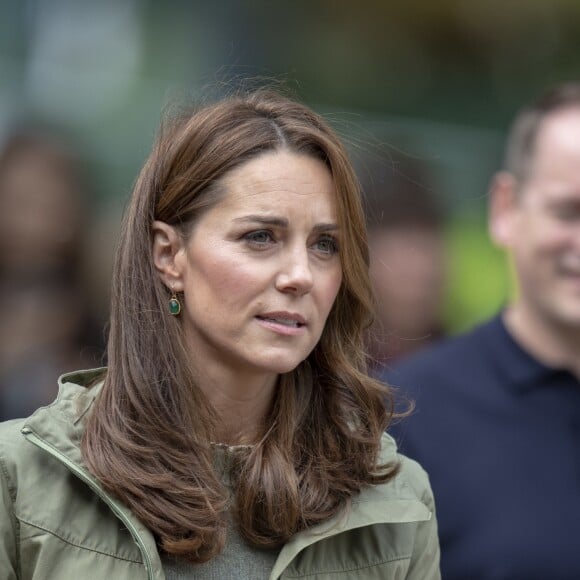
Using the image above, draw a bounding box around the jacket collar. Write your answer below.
[270,432,432,578]
[22,367,106,466]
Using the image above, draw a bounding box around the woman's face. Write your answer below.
[169,150,343,385]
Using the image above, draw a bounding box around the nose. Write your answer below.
[275,247,314,295]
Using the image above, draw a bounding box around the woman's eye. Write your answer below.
[314,236,339,255]
[243,230,274,246]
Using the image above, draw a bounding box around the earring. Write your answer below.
[168,288,181,316]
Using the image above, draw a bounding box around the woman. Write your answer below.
[0,88,440,579]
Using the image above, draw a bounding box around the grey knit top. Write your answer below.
[161,444,281,580]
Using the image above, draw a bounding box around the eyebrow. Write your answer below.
[233,215,339,232]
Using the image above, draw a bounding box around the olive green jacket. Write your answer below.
[0,369,440,579]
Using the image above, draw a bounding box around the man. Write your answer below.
[384,83,580,580]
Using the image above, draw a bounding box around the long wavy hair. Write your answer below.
[82,88,399,563]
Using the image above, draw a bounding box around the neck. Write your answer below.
[504,302,580,379]
[194,364,278,445]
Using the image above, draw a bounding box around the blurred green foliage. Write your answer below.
[444,218,511,333]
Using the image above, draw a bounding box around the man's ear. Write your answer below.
[489,171,519,249]
[152,220,186,291]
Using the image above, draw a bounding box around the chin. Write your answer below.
[258,356,306,375]
[254,345,313,373]
[271,362,304,375]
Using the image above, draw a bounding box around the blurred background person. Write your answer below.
[0,131,105,420]
[358,152,448,371]
[384,82,580,580]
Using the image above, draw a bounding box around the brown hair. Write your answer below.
[504,81,580,184]
[82,88,398,563]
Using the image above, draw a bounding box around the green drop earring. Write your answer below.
[168,287,181,316]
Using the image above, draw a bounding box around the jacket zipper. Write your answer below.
[21,428,155,580]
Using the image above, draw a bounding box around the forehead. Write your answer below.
[530,107,580,181]
[216,151,337,215]
[520,107,580,206]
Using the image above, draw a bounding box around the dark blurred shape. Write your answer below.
[359,152,447,370]
[0,130,105,420]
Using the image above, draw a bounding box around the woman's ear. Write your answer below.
[152,220,186,291]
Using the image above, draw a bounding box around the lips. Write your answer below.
[256,311,307,327]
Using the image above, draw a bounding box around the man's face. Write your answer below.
[495,106,580,330]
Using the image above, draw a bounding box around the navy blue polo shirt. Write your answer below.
[383,314,580,580]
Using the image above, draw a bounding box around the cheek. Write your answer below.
[521,232,569,264]
[212,263,259,298]
[512,231,565,285]
[191,250,267,304]
[518,214,569,253]
[544,226,576,251]
[318,270,343,315]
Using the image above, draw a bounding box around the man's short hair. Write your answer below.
[504,82,580,183]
